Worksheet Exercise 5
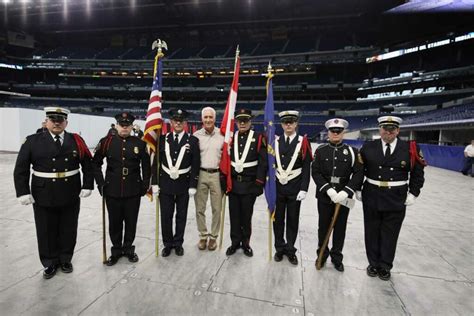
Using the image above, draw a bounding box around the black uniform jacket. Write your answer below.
[276,135,312,196]
[312,142,363,204]
[14,131,94,207]
[153,132,200,195]
[359,139,425,211]
[93,134,151,198]
[230,130,268,195]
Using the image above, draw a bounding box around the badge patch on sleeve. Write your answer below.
[357,153,364,164]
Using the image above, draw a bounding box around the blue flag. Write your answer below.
[264,74,276,217]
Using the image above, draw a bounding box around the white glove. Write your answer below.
[296,191,307,201]
[18,194,35,205]
[188,188,197,197]
[405,193,416,206]
[355,191,362,201]
[326,188,338,203]
[333,191,349,204]
[152,185,160,196]
[79,189,92,198]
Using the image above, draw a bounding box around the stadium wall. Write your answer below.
[0,108,145,152]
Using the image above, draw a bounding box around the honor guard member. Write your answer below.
[92,112,151,266]
[14,107,93,279]
[273,111,312,265]
[226,109,268,257]
[311,118,363,272]
[359,116,425,281]
[153,109,200,257]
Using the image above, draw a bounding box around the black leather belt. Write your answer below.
[200,168,219,173]
[233,175,254,182]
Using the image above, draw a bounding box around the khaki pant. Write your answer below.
[194,170,223,240]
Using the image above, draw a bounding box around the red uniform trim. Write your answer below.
[409,140,427,169]
[72,133,92,159]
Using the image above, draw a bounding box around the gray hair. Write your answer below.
[201,107,216,119]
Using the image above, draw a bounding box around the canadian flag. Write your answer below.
[219,48,240,193]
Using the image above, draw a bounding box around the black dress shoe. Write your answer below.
[333,262,344,272]
[175,246,184,256]
[378,268,391,281]
[366,265,378,277]
[287,254,298,265]
[242,246,253,257]
[43,265,57,279]
[127,253,139,263]
[60,262,73,273]
[274,252,284,262]
[226,246,237,256]
[161,247,172,257]
[106,256,120,266]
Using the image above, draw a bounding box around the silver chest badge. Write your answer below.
[343,149,348,155]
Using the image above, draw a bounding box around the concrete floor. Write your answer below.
[0,152,473,315]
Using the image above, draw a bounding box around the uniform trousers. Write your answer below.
[33,199,80,267]
[106,196,141,257]
[160,192,189,248]
[228,192,256,248]
[273,193,301,255]
[317,200,349,264]
[363,203,406,270]
[194,170,223,240]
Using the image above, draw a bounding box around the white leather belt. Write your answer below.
[276,168,302,185]
[231,160,258,172]
[162,165,191,179]
[366,178,408,187]
[33,169,79,179]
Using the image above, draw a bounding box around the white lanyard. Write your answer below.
[163,133,191,179]
[231,130,258,173]
[275,135,303,185]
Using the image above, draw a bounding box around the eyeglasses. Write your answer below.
[237,119,250,124]
[48,116,65,123]
[329,129,344,134]
[381,125,398,132]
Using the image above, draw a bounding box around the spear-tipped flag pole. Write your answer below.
[263,62,277,261]
[218,46,240,250]
[143,38,167,257]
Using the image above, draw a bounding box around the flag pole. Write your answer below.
[218,46,240,251]
[151,39,167,258]
[265,62,274,262]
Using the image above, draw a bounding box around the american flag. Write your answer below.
[143,57,164,152]
[219,49,240,193]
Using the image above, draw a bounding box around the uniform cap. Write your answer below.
[234,108,253,120]
[325,118,349,130]
[278,110,299,122]
[115,112,135,126]
[378,116,402,127]
[169,108,189,121]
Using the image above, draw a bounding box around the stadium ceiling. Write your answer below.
[1,0,473,48]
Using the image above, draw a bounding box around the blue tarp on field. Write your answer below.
[339,140,465,172]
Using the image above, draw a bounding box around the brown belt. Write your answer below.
[200,168,219,173]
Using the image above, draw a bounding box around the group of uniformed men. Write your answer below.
[14,106,425,281]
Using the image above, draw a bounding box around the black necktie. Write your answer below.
[384,143,391,158]
[285,136,290,146]
[55,135,61,149]
[174,133,179,146]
